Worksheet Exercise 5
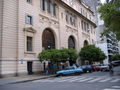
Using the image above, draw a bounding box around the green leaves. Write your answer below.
[111,54,120,61]
[98,1,120,40]
[38,48,78,64]
[79,45,106,63]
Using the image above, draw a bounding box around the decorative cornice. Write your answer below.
[66,25,78,35]
[58,0,97,27]
[24,27,36,33]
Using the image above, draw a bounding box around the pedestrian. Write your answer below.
[109,63,114,76]
[45,66,49,75]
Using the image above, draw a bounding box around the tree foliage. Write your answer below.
[38,48,78,65]
[38,49,61,63]
[111,54,120,61]
[98,1,120,40]
[79,45,106,63]
[64,48,78,66]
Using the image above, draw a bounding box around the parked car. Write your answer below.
[56,66,83,76]
[100,64,109,71]
[92,64,101,71]
[111,60,120,66]
[79,65,92,73]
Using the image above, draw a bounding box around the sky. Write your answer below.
[100,0,106,3]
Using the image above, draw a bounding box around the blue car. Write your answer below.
[56,66,83,76]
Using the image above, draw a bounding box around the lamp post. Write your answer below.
[48,46,51,49]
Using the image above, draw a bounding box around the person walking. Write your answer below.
[109,63,114,76]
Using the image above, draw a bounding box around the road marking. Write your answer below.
[77,78,93,82]
[57,77,82,82]
[68,77,87,82]
[110,79,120,82]
[33,76,120,83]
[103,88,120,90]
[87,77,103,82]
[33,80,52,82]
[99,78,111,82]
[112,86,120,89]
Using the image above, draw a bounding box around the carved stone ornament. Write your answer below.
[24,27,36,33]
[66,26,78,35]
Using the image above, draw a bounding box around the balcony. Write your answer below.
[108,47,113,51]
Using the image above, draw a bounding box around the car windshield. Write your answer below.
[65,67,75,70]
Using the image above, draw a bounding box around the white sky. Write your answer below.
[100,0,106,3]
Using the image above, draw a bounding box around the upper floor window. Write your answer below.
[81,8,82,14]
[40,0,45,11]
[53,4,57,16]
[65,11,76,27]
[84,22,86,31]
[47,0,51,13]
[40,0,57,16]
[27,0,32,4]
[61,12,63,19]
[87,23,89,31]
[81,20,84,30]
[66,14,68,23]
[26,15,33,25]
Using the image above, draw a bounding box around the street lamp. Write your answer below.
[48,46,51,49]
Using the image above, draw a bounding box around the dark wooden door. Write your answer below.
[27,61,33,75]
[42,29,55,50]
[68,36,75,49]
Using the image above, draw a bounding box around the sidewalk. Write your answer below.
[0,74,54,86]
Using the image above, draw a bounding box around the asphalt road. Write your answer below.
[0,72,120,90]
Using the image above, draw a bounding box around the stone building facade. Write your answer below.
[0,0,96,77]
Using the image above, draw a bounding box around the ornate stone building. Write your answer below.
[0,0,96,77]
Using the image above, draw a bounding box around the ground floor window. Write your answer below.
[27,36,33,52]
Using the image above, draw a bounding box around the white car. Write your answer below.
[100,64,109,71]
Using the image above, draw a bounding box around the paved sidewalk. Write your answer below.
[0,74,54,86]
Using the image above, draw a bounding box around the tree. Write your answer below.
[111,54,120,61]
[79,45,106,64]
[59,48,70,62]
[66,48,79,66]
[38,50,52,62]
[38,49,61,63]
[98,0,120,40]
[38,49,61,74]
[38,48,78,66]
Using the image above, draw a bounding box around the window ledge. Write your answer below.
[24,52,36,54]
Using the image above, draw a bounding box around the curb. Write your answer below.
[11,75,54,84]
[0,75,55,86]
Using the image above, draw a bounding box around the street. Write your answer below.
[0,72,120,90]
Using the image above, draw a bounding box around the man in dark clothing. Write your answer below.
[109,63,114,76]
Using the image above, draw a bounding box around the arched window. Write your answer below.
[84,40,89,47]
[42,29,55,50]
[68,36,75,49]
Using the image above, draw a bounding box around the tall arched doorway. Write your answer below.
[84,40,89,47]
[68,36,75,49]
[42,29,55,50]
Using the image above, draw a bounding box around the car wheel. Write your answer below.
[59,73,64,76]
[75,72,80,75]
[89,70,92,73]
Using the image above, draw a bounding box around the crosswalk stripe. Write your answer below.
[110,79,120,82]
[103,88,120,90]
[87,77,103,82]
[77,78,93,82]
[57,77,81,82]
[33,76,120,83]
[99,78,111,82]
[68,77,87,82]
[112,86,120,88]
